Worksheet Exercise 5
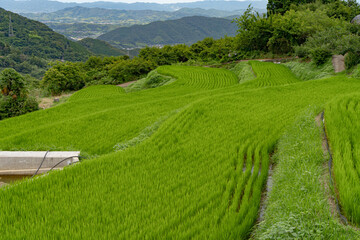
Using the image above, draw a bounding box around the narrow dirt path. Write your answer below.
[39,93,72,109]
[117,80,137,88]
[315,112,349,225]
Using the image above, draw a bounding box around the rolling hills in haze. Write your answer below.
[21,6,246,40]
[2,0,267,13]
[22,6,246,24]
[97,16,238,48]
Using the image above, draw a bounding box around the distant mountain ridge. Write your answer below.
[22,6,246,24]
[97,16,238,48]
[1,0,267,13]
[20,6,248,40]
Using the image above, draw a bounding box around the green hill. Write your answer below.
[97,16,238,48]
[78,38,126,56]
[21,7,244,40]
[0,8,93,77]
[0,8,91,61]
[22,6,244,24]
[0,62,359,238]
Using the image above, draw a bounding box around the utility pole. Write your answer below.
[8,14,14,37]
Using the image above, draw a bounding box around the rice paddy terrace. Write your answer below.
[1,61,360,238]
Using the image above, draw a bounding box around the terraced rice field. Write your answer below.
[1,63,360,238]
[325,94,360,225]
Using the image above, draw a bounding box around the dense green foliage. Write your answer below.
[139,36,236,65]
[41,56,156,95]
[42,62,86,95]
[0,68,38,119]
[97,16,237,48]
[0,7,94,78]
[78,38,126,57]
[1,62,360,238]
[325,94,360,225]
[0,8,91,61]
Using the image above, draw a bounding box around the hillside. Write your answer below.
[3,0,267,13]
[21,7,245,40]
[22,7,244,24]
[78,38,126,56]
[0,8,92,77]
[0,8,91,61]
[97,16,238,48]
[0,62,360,238]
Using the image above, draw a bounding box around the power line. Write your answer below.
[8,14,14,37]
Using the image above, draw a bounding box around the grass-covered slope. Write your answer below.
[1,62,360,238]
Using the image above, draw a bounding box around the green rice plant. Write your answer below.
[325,94,360,225]
[69,84,125,101]
[0,62,360,238]
[244,61,299,87]
[255,108,359,239]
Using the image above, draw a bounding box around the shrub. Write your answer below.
[310,47,332,66]
[345,51,360,69]
[41,62,86,95]
[0,68,38,120]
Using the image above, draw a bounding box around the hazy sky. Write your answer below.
[56,0,250,4]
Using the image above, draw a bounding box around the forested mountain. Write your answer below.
[98,16,238,48]
[22,7,245,24]
[0,7,92,77]
[78,38,126,57]
[21,6,245,40]
[2,0,267,13]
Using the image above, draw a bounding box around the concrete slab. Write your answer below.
[0,151,80,175]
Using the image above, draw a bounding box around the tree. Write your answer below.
[0,68,26,99]
[0,68,38,120]
[41,61,86,95]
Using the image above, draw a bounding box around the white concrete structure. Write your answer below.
[0,151,80,175]
[332,55,345,73]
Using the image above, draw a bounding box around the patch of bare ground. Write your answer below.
[39,93,72,109]
[117,80,137,88]
[315,112,341,219]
